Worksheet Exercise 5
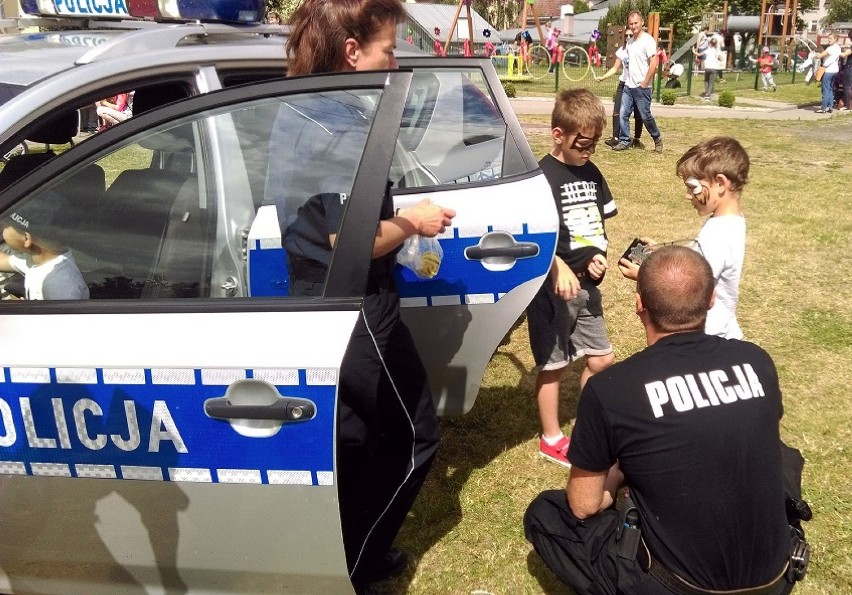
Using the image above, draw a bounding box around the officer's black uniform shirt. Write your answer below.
[569,331,790,590]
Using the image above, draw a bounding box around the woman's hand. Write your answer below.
[400,199,456,237]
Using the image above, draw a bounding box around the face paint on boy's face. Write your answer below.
[685,177,709,206]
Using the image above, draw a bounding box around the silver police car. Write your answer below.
[0,4,557,592]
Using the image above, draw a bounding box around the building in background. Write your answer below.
[401,2,500,56]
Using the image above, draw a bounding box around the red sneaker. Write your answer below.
[539,436,571,468]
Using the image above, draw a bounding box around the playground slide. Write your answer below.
[670,33,701,64]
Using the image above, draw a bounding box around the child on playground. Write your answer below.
[757,46,778,91]
[528,88,617,467]
[0,191,89,300]
[619,136,749,340]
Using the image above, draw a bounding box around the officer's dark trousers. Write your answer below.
[525,489,661,594]
[338,302,440,588]
[525,490,794,595]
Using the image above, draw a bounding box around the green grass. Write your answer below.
[385,117,852,594]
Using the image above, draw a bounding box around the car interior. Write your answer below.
[0,82,214,300]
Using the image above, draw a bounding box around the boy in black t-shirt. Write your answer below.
[527,89,617,467]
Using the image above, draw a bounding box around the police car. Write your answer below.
[0,0,558,591]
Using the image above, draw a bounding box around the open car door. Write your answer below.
[393,58,558,414]
[0,71,411,594]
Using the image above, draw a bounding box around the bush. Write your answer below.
[661,90,677,105]
[718,90,735,108]
[502,80,517,98]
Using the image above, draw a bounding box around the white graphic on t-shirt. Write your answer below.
[559,181,607,252]
[644,363,766,418]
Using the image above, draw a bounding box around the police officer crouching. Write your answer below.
[524,245,809,594]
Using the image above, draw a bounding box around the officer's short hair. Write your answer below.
[638,246,714,332]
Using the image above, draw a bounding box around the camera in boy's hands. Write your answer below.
[621,238,652,266]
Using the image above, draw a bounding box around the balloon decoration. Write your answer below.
[434,26,441,36]
[483,28,491,38]
[434,37,445,56]
[463,38,472,57]
[590,29,601,41]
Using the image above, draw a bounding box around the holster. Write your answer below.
[615,493,641,561]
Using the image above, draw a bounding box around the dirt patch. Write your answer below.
[793,119,852,141]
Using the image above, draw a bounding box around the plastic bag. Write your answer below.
[397,235,443,279]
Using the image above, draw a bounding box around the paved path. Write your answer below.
[509,96,848,120]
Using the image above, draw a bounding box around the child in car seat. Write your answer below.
[0,190,89,300]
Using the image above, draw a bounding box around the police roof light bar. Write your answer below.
[19,0,264,23]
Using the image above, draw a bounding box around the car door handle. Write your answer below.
[465,244,539,260]
[204,396,316,422]
[464,231,540,272]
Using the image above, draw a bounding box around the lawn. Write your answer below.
[385,116,852,594]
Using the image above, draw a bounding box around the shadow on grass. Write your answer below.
[527,550,576,594]
[387,333,583,592]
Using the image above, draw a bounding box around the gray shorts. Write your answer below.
[527,280,613,371]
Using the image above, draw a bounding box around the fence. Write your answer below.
[492,40,812,100]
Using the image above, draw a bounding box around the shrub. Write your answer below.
[502,80,517,98]
[661,89,677,105]
[718,90,735,108]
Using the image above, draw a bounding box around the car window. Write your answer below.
[0,88,383,301]
[391,68,506,189]
[259,90,380,297]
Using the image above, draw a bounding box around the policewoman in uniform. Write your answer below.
[268,0,456,592]
[525,246,804,594]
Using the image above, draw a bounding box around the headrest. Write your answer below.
[132,85,190,115]
[28,111,79,145]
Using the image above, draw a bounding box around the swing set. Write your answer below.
[438,0,608,82]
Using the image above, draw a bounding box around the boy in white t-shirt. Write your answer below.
[619,137,749,339]
[0,191,89,300]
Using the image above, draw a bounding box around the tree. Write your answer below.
[471,0,522,31]
[264,0,301,21]
[733,0,817,17]
[824,0,852,26]
[597,0,651,35]
[574,0,591,15]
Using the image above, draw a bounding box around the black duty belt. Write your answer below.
[646,541,789,595]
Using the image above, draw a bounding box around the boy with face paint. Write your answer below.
[619,136,749,340]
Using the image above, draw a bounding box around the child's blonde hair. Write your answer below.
[676,136,750,192]
[551,88,605,137]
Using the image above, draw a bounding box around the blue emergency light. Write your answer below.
[19,0,263,22]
